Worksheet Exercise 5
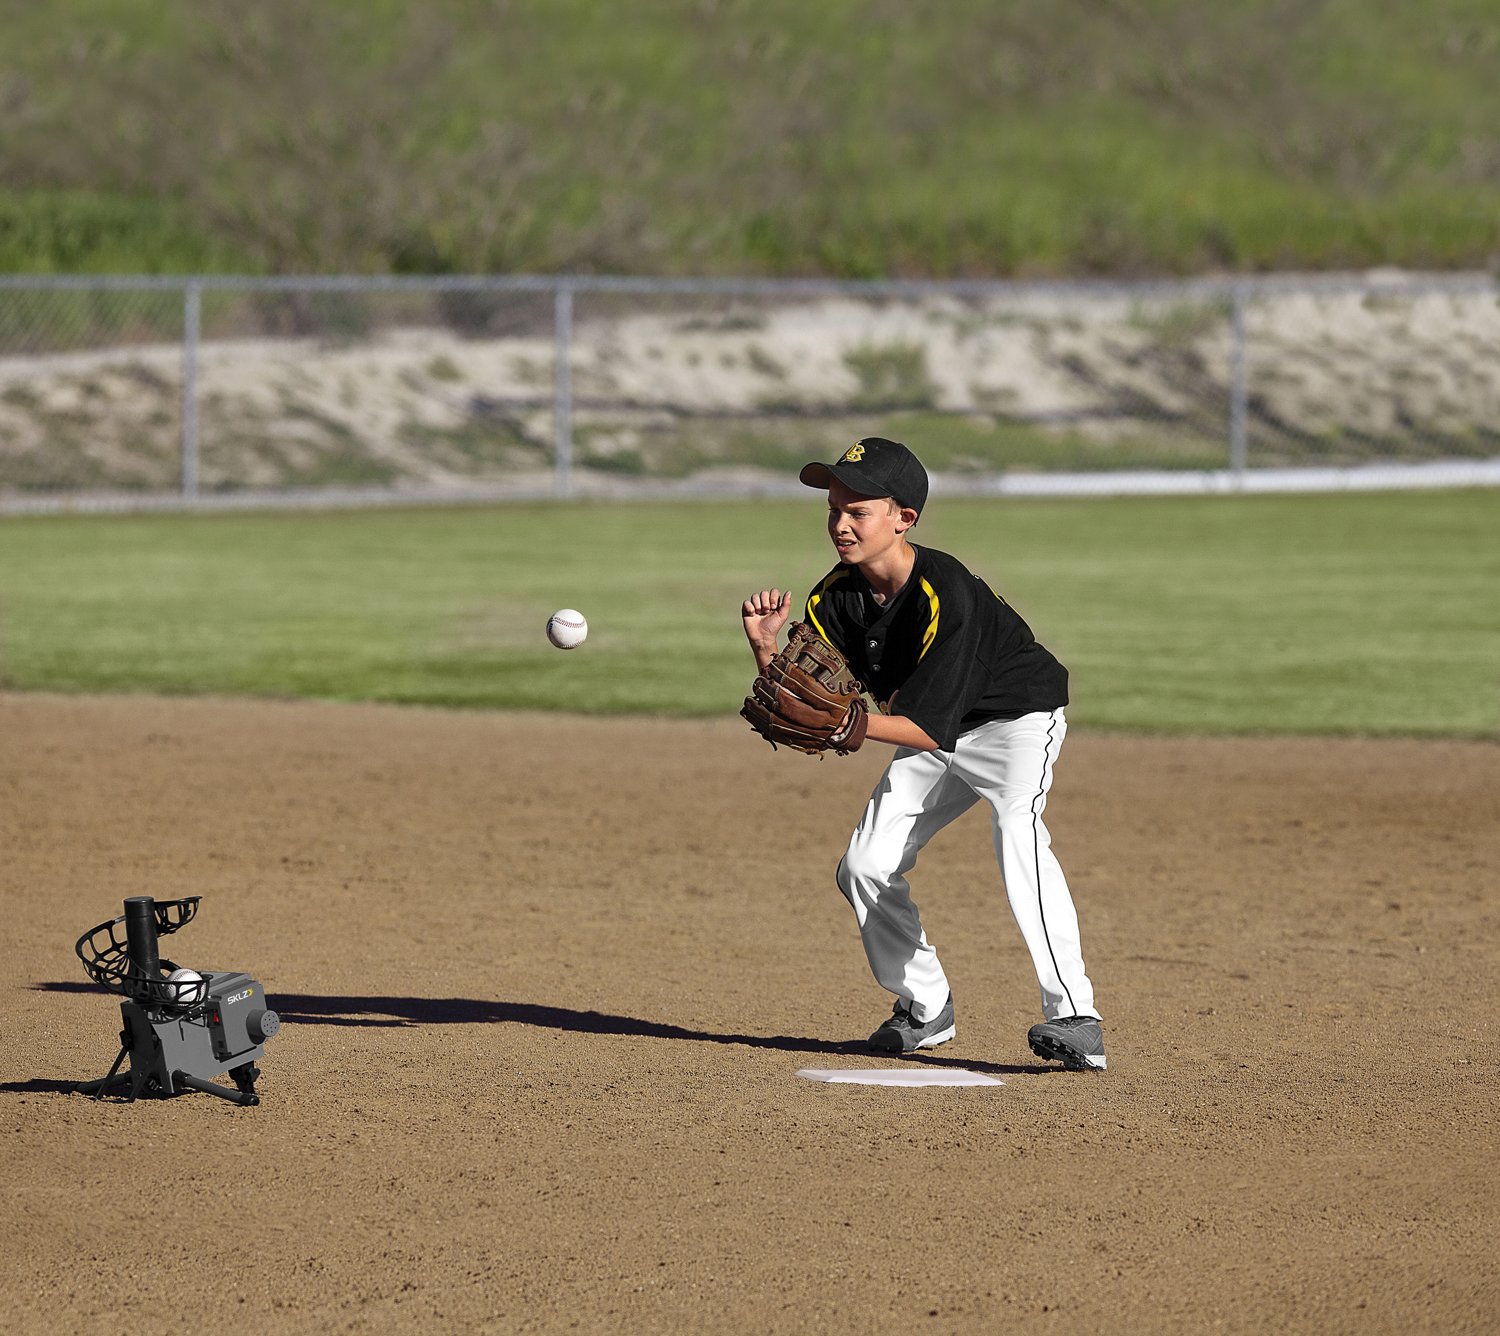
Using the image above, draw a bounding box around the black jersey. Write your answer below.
[803,545,1068,751]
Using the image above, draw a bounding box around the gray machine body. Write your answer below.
[118,971,278,1096]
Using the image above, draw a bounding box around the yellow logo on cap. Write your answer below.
[841,442,866,463]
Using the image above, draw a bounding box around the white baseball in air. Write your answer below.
[165,966,203,1005]
[547,608,588,650]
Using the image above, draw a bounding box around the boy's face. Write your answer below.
[826,477,916,565]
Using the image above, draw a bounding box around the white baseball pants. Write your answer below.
[835,708,1098,1023]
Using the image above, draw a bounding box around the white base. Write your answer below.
[798,1067,1003,1087]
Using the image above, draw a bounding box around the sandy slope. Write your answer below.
[3,280,1497,490]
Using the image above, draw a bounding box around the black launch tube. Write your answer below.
[123,896,160,978]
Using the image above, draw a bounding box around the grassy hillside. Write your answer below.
[0,490,1495,736]
[2,1,1498,277]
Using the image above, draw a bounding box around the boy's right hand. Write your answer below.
[742,588,791,669]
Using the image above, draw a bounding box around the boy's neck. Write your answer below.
[859,539,917,603]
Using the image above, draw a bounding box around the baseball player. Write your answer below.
[741,437,1105,1070]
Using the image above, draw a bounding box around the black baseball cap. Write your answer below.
[799,437,929,514]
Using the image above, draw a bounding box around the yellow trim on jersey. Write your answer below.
[805,569,850,644]
[919,577,940,659]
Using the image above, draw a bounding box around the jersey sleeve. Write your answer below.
[887,574,986,751]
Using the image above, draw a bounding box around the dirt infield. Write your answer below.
[2,693,1495,1334]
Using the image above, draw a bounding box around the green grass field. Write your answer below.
[1,490,1495,736]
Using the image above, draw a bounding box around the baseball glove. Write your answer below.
[741,621,869,756]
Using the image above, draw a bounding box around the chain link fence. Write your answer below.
[1,273,1497,510]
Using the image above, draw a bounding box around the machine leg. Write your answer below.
[76,1043,132,1100]
[173,1070,259,1106]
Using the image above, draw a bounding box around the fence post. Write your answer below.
[553,281,574,499]
[1228,281,1249,485]
[181,281,201,498]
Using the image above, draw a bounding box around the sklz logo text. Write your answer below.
[840,442,866,462]
[225,988,253,1005]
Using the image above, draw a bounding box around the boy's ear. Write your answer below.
[896,506,919,531]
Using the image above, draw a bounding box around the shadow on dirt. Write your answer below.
[0,1078,84,1094]
[33,981,1050,1076]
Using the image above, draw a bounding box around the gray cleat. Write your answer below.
[1027,1015,1107,1071]
[869,993,956,1053]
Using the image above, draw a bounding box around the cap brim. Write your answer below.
[799,461,890,498]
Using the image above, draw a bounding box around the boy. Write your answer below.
[741,437,1105,1071]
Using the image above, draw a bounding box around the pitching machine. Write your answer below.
[74,896,281,1107]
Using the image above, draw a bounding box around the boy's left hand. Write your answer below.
[741,621,869,757]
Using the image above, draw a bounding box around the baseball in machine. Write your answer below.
[74,895,280,1107]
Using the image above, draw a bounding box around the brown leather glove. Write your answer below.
[741,621,869,756]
